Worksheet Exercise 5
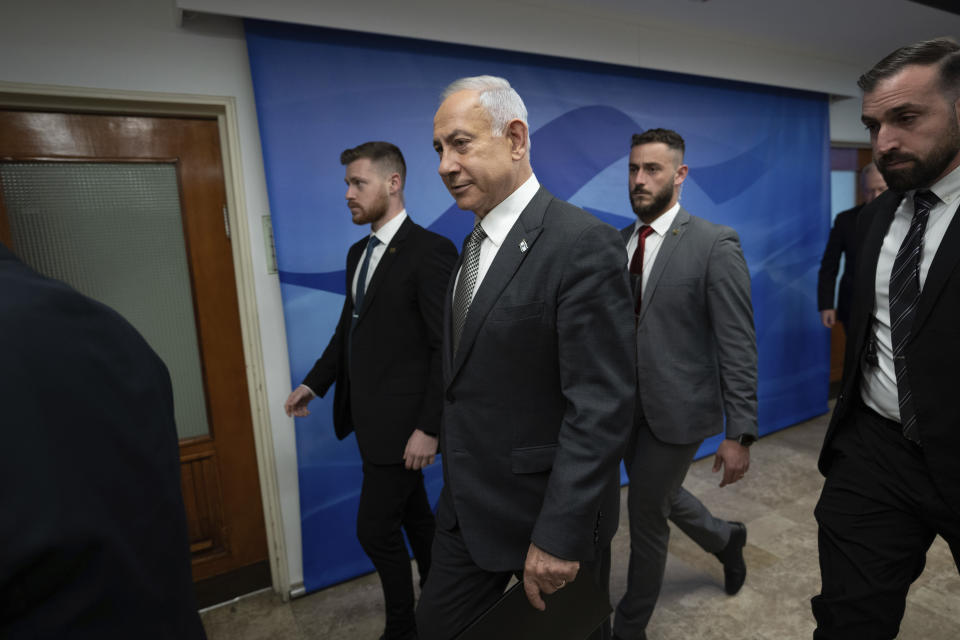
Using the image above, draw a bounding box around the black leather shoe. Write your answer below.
[715,521,747,595]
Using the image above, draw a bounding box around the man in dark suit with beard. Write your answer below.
[614,129,758,640]
[285,142,456,640]
[813,37,960,638]
[416,75,635,640]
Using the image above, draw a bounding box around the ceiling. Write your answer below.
[510,0,960,73]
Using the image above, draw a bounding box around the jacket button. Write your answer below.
[446,390,455,403]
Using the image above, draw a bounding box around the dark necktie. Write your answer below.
[452,223,487,356]
[889,189,937,444]
[353,235,381,323]
[629,225,655,314]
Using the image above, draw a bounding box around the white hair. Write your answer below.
[441,75,529,142]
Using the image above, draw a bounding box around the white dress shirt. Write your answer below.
[453,175,540,302]
[861,164,960,421]
[624,202,681,293]
[352,209,407,304]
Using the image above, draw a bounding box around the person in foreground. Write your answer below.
[0,241,206,638]
[812,37,960,639]
[613,129,759,640]
[818,162,887,330]
[284,142,456,640]
[415,75,635,640]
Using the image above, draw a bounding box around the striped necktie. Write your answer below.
[889,189,937,444]
[452,223,487,356]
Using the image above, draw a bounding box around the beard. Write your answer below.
[877,117,960,192]
[630,182,675,222]
[349,190,390,227]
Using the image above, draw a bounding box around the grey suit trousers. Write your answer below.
[614,419,732,637]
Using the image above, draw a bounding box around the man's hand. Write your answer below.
[403,429,438,470]
[821,309,836,329]
[713,439,750,488]
[522,543,580,611]
[284,385,315,417]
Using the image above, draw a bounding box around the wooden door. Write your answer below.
[0,110,269,605]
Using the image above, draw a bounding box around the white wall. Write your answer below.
[0,0,304,587]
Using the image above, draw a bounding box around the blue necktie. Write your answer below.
[353,235,381,322]
[889,189,936,444]
[348,236,381,369]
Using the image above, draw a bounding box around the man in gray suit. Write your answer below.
[415,76,635,640]
[614,129,759,640]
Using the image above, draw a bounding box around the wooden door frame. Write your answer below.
[0,80,290,600]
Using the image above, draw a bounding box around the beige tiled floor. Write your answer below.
[201,410,960,639]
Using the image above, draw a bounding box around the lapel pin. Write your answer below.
[519,239,528,253]
[672,229,679,235]
[389,247,397,253]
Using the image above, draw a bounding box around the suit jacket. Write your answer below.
[438,186,636,572]
[302,216,457,464]
[818,189,960,515]
[818,204,863,327]
[621,209,758,445]
[0,243,205,638]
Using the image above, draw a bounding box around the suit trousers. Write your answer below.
[416,518,612,640]
[614,420,730,638]
[813,402,960,639]
[357,462,436,640]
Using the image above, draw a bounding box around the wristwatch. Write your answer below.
[730,434,756,448]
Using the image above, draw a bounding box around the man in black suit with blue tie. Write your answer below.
[813,37,960,638]
[285,142,457,640]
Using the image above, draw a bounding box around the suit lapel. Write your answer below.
[355,217,412,325]
[620,223,641,303]
[913,202,960,335]
[442,248,464,381]
[345,240,363,314]
[448,187,549,382]
[637,208,689,323]
[849,193,900,362]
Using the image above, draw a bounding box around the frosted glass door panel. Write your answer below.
[1,162,211,440]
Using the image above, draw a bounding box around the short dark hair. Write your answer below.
[340,141,406,187]
[858,37,960,99]
[631,128,685,161]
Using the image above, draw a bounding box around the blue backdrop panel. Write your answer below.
[245,20,831,593]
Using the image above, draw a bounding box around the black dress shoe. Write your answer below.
[714,521,747,595]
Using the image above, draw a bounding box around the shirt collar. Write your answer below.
[478,174,540,248]
[631,201,681,239]
[371,209,407,246]
[922,162,960,209]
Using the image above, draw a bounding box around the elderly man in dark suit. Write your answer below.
[813,37,960,639]
[0,242,205,638]
[818,162,887,330]
[284,142,456,640]
[415,76,635,640]
[613,129,758,640]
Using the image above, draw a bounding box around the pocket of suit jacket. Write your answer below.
[489,301,545,322]
[511,443,558,474]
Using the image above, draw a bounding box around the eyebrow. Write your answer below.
[436,129,472,143]
[862,102,925,124]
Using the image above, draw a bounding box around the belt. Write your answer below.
[858,402,903,433]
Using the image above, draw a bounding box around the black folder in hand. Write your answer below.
[454,568,612,640]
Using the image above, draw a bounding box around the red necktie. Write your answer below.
[629,225,654,314]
